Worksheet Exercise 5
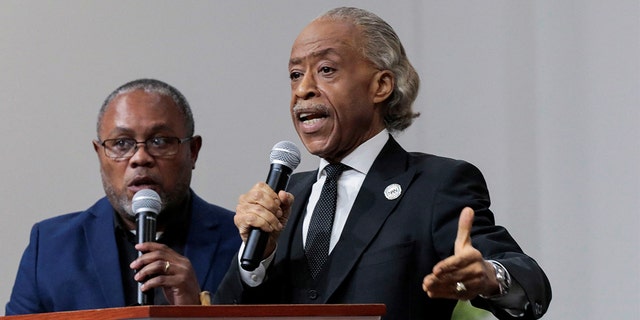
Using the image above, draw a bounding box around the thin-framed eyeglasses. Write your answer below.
[99,136,192,160]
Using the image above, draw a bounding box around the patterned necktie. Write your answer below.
[305,163,347,279]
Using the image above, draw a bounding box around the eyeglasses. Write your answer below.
[99,137,192,160]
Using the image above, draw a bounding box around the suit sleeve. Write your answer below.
[430,160,551,319]
[5,223,45,315]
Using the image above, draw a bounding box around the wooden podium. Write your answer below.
[1,304,386,319]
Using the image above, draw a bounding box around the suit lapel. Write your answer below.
[83,198,125,307]
[183,194,222,286]
[278,171,316,261]
[322,137,417,301]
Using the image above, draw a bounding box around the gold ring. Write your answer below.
[455,281,467,294]
[164,260,171,274]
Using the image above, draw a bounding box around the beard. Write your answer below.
[100,169,192,222]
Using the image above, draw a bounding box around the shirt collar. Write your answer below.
[317,129,389,178]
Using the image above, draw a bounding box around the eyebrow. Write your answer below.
[289,48,339,66]
[104,124,177,138]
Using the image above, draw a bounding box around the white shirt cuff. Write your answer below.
[237,242,276,287]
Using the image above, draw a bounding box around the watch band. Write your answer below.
[479,260,511,299]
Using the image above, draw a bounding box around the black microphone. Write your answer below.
[131,189,161,305]
[240,141,301,271]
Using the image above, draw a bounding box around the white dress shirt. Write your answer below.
[302,130,390,252]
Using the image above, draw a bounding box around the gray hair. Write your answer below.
[96,78,194,138]
[318,7,420,132]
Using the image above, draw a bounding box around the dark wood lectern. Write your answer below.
[1,304,385,319]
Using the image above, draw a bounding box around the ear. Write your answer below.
[92,140,101,155]
[189,135,203,169]
[371,70,394,104]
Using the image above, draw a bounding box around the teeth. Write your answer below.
[303,118,321,125]
[297,110,328,123]
[299,112,311,120]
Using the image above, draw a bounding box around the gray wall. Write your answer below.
[1,1,638,318]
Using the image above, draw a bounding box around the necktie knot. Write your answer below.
[324,163,347,180]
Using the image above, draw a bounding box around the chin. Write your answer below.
[300,139,324,155]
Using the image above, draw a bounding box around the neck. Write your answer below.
[118,192,191,232]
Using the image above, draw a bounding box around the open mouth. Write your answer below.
[295,104,329,124]
[129,176,157,190]
[299,111,328,123]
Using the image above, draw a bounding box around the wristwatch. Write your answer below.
[480,260,511,298]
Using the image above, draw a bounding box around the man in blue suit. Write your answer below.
[6,79,241,314]
[214,7,551,320]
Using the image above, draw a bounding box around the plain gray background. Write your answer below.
[1,1,638,319]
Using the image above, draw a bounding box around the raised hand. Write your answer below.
[422,207,499,300]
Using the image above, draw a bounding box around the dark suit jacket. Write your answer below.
[214,137,551,319]
[6,191,241,315]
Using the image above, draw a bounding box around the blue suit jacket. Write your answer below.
[6,191,241,315]
[214,137,551,319]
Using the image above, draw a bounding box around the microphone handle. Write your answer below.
[136,211,157,305]
[240,163,292,271]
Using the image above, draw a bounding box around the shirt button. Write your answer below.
[308,290,318,300]
[250,274,258,282]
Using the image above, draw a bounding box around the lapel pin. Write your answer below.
[384,183,402,200]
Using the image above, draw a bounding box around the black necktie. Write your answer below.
[305,163,347,278]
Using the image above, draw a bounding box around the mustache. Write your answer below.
[292,103,329,116]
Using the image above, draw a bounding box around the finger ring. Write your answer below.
[164,261,171,274]
[455,281,467,294]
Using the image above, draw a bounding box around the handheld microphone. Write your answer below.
[131,189,162,305]
[240,141,301,271]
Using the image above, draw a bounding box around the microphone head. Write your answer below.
[270,141,301,170]
[131,189,162,216]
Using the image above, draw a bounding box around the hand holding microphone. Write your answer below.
[129,189,201,305]
[240,141,301,271]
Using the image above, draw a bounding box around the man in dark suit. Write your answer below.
[214,7,551,319]
[6,79,241,315]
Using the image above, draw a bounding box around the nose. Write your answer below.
[294,72,319,100]
[129,142,154,167]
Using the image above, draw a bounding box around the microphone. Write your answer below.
[240,141,301,271]
[131,189,162,305]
